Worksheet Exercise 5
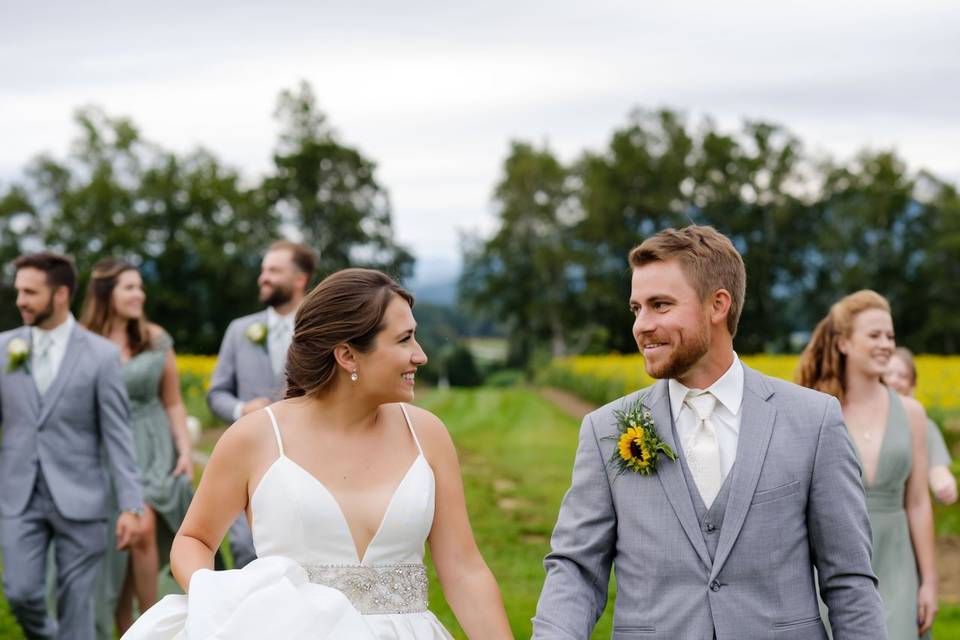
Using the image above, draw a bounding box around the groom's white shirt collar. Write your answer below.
[668,352,744,424]
[31,313,75,378]
[668,353,744,482]
[266,306,295,333]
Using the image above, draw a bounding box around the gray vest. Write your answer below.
[673,421,733,562]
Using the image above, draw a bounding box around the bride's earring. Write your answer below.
[350,370,359,382]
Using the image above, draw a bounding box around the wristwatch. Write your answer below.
[122,507,145,517]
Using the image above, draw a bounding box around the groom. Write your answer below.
[0,252,144,640]
[533,226,885,639]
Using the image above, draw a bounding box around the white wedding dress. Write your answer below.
[124,405,453,639]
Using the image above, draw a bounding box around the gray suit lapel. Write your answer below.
[246,311,272,374]
[649,379,713,570]
[36,326,86,427]
[13,326,41,418]
[709,366,777,581]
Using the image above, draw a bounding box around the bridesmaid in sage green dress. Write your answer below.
[799,290,937,638]
[886,347,958,505]
[80,259,195,638]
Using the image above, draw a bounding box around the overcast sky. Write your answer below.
[2,0,958,279]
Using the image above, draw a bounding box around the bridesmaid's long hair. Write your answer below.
[80,258,152,357]
[796,289,891,405]
[285,268,414,398]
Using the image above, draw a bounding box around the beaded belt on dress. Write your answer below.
[302,563,428,615]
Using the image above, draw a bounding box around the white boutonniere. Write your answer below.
[6,338,30,373]
[245,322,268,347]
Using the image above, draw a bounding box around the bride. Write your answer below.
[124,268,512,639]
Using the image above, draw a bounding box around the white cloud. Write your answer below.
[2,0,958,261]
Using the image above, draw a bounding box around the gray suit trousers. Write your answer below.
[0,472,106,640]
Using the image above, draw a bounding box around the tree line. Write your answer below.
[460,109,960,366]
[0,82,413,353]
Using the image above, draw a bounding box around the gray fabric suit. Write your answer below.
[533,365,886,640]
[207,310,285,568]
[0,325,143,640]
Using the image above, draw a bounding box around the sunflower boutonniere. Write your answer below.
[245,322,268,347]
[6,337,30,373]
[605,398,676,476]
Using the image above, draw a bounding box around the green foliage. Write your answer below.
[446,343,483,387]
[265,82,413,280]
[463,109,960,363]
[0,82,412,352]
[415,387,615,638]
[483,368,526,387]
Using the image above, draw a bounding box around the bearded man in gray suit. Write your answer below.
[0,252,143,640]
[207,239,315,567]
[533,226,886,639]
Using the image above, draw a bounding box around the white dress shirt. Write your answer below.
[668,353,744,482]
[32,314,76,395]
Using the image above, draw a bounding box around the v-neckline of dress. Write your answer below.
[253,452,426,565]
[857,388,895,490]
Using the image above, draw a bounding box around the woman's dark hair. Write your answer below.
[79,258,151,356]
[13,251,78,299]
[285,268,414,398]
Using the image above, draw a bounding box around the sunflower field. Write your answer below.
[540,353,960,418]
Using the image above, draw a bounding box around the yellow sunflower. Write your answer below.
[617,426,652,471]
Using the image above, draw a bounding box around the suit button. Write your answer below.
[705,522,716,533]
[710,580,721,592]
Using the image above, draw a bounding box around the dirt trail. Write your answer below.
[538,386,960,602]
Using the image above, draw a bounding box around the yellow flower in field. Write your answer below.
[618,426,652,470]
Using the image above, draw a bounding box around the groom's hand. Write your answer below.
[116,511,142,549]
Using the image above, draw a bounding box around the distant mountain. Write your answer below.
[407,255,460,306]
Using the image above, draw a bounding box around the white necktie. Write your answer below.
[684,391,723,508]
[33,333,55,396]
[269,320,291,377]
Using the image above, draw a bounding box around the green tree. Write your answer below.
[691,121,814,352]
[264,81,413,280]
[460,141,579,367]
[573,109,694,353]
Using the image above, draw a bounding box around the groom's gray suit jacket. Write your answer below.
[533,365,885,640]
[0,325,143,520]
[207,310,285,423]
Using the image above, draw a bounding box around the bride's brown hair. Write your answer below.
[285,268,414,398]
[796,289,891,405]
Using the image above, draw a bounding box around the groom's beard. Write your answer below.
[642,321,710,380]
[20,294,55,327]
[261,284,293,308]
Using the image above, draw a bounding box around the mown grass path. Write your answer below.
[416,387,614,638]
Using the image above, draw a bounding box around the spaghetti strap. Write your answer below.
[398,404,423,456]
[264,405,285,458]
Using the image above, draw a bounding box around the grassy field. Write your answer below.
[415,387,615,638]
[2,386,959,637]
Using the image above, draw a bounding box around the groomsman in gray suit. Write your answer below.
[207,239,315,567]
[533,226,886,639]
[0,252,144,640]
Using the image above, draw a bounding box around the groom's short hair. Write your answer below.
[628,225,746,336]
[13,251,78,300]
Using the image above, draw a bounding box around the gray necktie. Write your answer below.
[684,391,722,508]
[269,321,291,377]
[33,333,55,395]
